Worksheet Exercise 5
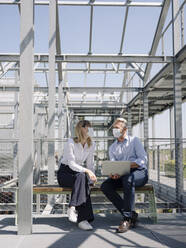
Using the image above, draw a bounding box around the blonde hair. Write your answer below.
[113,117,127,128]
[73,120,92,147]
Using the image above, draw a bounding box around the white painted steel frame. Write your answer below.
[0,1,164,7]
[47,0,56,207]
[18,0,34,235]
[0,54,173,63]
[144,0,171,84]
[172,0,184,207]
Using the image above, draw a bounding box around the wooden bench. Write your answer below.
[33,183,157,223]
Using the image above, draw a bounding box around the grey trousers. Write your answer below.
[57,164,94,223]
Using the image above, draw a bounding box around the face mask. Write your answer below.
[88,127,94,137]
[113,128,121,138]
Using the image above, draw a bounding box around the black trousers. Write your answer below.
[57,164,94,223]
[101,168,148,220]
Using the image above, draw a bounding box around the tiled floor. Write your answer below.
[0,213,186,248]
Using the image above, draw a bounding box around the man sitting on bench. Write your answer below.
[101,118,148,233]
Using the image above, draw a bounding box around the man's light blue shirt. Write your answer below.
[109,135,147,170]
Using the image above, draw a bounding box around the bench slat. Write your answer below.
[33,184,154,194]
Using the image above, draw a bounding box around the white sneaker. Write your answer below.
[78,220,93,230]
[67,207,77,223]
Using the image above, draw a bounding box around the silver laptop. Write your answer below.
[101,161,131,176]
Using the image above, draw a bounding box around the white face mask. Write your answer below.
[88,127,94,137]
[113,128,121,138]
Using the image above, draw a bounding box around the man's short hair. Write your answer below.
[113,117,127,128]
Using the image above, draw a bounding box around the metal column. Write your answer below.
[143,91,149,170]
[170,107,174,159]
[33,106,41,213]
[173,62,183,206]
[127,107,132,136]
[152,115,156,170]
[18,0,34,235]
[48,0,56,202]
[58,64,68,159]
[172,0,183,206]
[13,67,19,179]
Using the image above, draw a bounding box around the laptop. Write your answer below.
[101,161,131,176]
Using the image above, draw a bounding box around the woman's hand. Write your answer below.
[85,169,97,182]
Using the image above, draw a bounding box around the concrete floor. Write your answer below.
[0,213,186,248]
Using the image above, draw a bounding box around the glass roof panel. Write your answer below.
[124,6,161,53]
[59,6,90,53]
[92,6,125,53]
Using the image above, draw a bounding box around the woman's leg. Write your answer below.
[72,172,94,223]
[57,165,76,188]
[57,165,94,223]
[76,195,94,223]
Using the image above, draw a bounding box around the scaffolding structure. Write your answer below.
[0,0,186,234]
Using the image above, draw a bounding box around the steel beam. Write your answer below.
[127,107,132,136]
[143,92,149,170]
[56,2,63,83]
[0,54,173,63]
[144,0,171,84]
[172,0,183,207]
[48,0,56,201]
[88,5,94,54]
[119,0,130,54]
[7,67,141,73]
[0,1,163,7]
[18,0,34,235]
[128,63,144,80]
[58,64,68,157]
[0,85,143,92]
[169,107,174,159]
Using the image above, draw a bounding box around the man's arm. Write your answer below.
[133,137,147,169]
[109,144,116,161]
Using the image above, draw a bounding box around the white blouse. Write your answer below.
[60,138,95,173]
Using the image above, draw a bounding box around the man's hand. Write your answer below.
[109,174,120,180]
[130,162,139,169]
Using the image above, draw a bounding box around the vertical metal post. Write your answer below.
[58,64,68,159]
[107,116,115,159]
[13,68,19,179]
[181,8,184,48]
[34,107,42,213]
[152,115,155,170]
[48,0,56,203]
[143,91,149,165]
[127,107,132,136]
[170,107,174,159]
[18,0,34,235]
[172,0,183,207]
[157,145,160,184]
[69,111,75,137]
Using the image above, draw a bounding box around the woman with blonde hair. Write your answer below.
[57,120,97,230]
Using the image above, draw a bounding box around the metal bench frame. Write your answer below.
[33,183,157,223]
[0,180,157,224]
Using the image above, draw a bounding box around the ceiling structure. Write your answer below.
[0,0,185,129]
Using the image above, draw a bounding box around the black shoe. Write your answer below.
[131,211,138,228]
